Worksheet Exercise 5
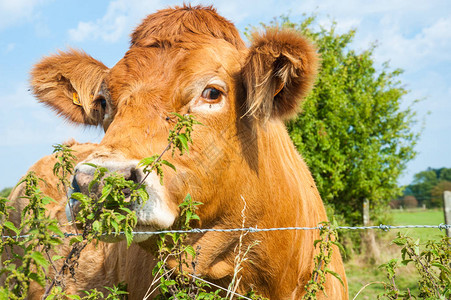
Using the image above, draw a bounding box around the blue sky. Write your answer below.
[1,0,450,190]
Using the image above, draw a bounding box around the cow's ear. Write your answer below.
[242,29,318,121]
[30,49,109,125]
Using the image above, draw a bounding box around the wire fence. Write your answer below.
[2,223,449,299]
[2,223,450,240]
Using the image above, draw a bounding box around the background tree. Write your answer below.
[405,167,451,207]
[0,187,12,198]
[249,16,420,227]
[402,195,418,208]
[430,180,451,207]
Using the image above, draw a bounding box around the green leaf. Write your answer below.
[177,134,189,152]
[161,160,176,171]
[325,268,344,287]
[135,189,149,203]
[48,224,64,237]
[29,272,46,287]
[392,237,407,246]
[170,112,184,119]
[120,207,134,214]
[431,262,451,274]
[52,255,66,262]
[83,162,98,169]
[124,229,133,248]
[70,236,83,245]
[331,241,346,257]
[184,245,196,258]
[31,251,50,268]
[138,155,159,167]
[3,221,20,235]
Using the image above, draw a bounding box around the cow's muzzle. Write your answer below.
[65,159,177,243]
[65,161,142,223]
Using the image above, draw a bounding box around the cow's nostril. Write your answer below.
[72,176,81,193]
[125,168,139,183]
[122,187,131,198]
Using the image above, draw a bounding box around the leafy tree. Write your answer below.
[252,16,419,226]
[0,187,12,198]
[438,168,451,181]
[408,169,438,207]
[430,181,451,208]
[402,195,418,208]
[405,167,451,207]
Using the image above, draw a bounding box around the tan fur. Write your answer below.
[25,5,347,299]
[242,29,319,121]
[30,50,109,125]
[131,4,246,50]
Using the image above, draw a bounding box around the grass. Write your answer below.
[346,208,446,299]
[391,208,446,241]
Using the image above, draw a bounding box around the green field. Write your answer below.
[346,209,446,299]
[391,208,446,241]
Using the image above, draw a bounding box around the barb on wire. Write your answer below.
[2,224,450,240]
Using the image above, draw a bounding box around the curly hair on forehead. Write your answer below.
[130,4,246,50]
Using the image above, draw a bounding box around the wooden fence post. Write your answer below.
[363,198,370,226]
[444,191,451,237]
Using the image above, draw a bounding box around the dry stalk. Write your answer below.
[227,196,260,299]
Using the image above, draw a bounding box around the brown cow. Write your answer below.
[27,5,347,299]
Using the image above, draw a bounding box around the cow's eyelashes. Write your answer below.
[201,87,222,102]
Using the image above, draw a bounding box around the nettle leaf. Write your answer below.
[31,251,49,268]
[124,229,133,248]
[3,221,20,235]
[52,255,65,262]
[190,214,200,221]
[431,263,451,275]
[184,245,196,258]
[100,184,113,202]
[70,236,83,245]
[135,189,149,204]
[392,237,407,246]
[92,220,101,232]
[83,162,98,169]
[325,268,344,287]
[177,134,189,153]
[138,155,159,167]
[161,160,176,172]
[41,196,55,205]
[48,224,64,237]
[29,272,46,287]
[120,207,134,215]
[111,220,119,234]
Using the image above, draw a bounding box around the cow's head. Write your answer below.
[31,6,318,242]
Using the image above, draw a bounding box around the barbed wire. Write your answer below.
[2,223,450,240]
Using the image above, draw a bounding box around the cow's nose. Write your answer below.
[65,164,141,224]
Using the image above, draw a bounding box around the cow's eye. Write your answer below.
[201,87,222,101]
[100,98,107,110]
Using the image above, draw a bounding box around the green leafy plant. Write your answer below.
[151,193,214,299]
[52,144,77,192]
[378,233,450,300]
[0,172,64,300]
[302,222,345,300]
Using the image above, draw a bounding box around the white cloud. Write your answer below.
[372,17,451,72]
[0,0,48,30]
[68,0,166,43]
